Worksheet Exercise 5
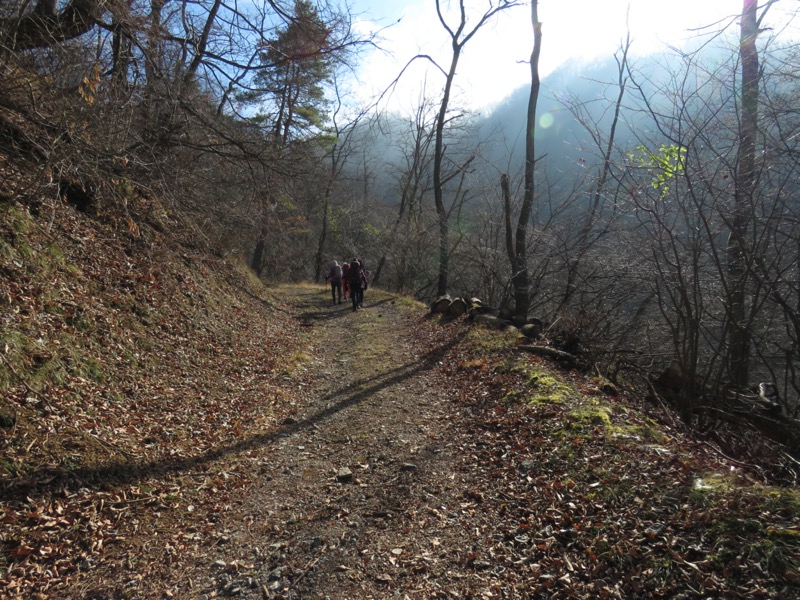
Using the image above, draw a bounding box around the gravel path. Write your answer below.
[198,286,479,599]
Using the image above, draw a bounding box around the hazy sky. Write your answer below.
[348,0,798,114]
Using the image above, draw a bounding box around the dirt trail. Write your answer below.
[195,285,478,599]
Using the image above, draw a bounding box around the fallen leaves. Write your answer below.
[0,200,301,597]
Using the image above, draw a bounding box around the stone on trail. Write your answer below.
[336,467,353,483]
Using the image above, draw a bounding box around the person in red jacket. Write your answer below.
[341,260,351,301]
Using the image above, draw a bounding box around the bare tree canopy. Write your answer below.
[0,0,101,50]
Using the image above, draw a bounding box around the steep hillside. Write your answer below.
[0,188,304,596]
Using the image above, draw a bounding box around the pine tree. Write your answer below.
[243,0,332,145]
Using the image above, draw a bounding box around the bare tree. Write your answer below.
[726,0,762,387]
[312,76,375,282]
[554,33,631,316]
[373,96,437,287]
[508,0,541,319]
[432,0,520,297]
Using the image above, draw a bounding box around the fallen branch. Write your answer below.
[518,344,576,365]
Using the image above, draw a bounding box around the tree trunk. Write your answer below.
[727,0,759,388]
[372,256,386,286]
[512,0,542,320]
[251,229,266,277]
[313,198,329,283]
[183,0,222,87]
[314,145,338,283]
[111,15,131,87]
[1,0,100,51]
[432,41,460,297]
[145,0,164,88]
[501,173,517,277]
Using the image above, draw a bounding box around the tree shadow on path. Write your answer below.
[296,292,394,325]
[1,328,465,502]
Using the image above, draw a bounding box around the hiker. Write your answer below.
[348,258,367,311]
[356,258,368,307]
[326,260,342,304]
[357,258,368,307]
[341,260,350,301]
[359,260,368,304]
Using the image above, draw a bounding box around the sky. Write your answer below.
[347,0,799,114]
